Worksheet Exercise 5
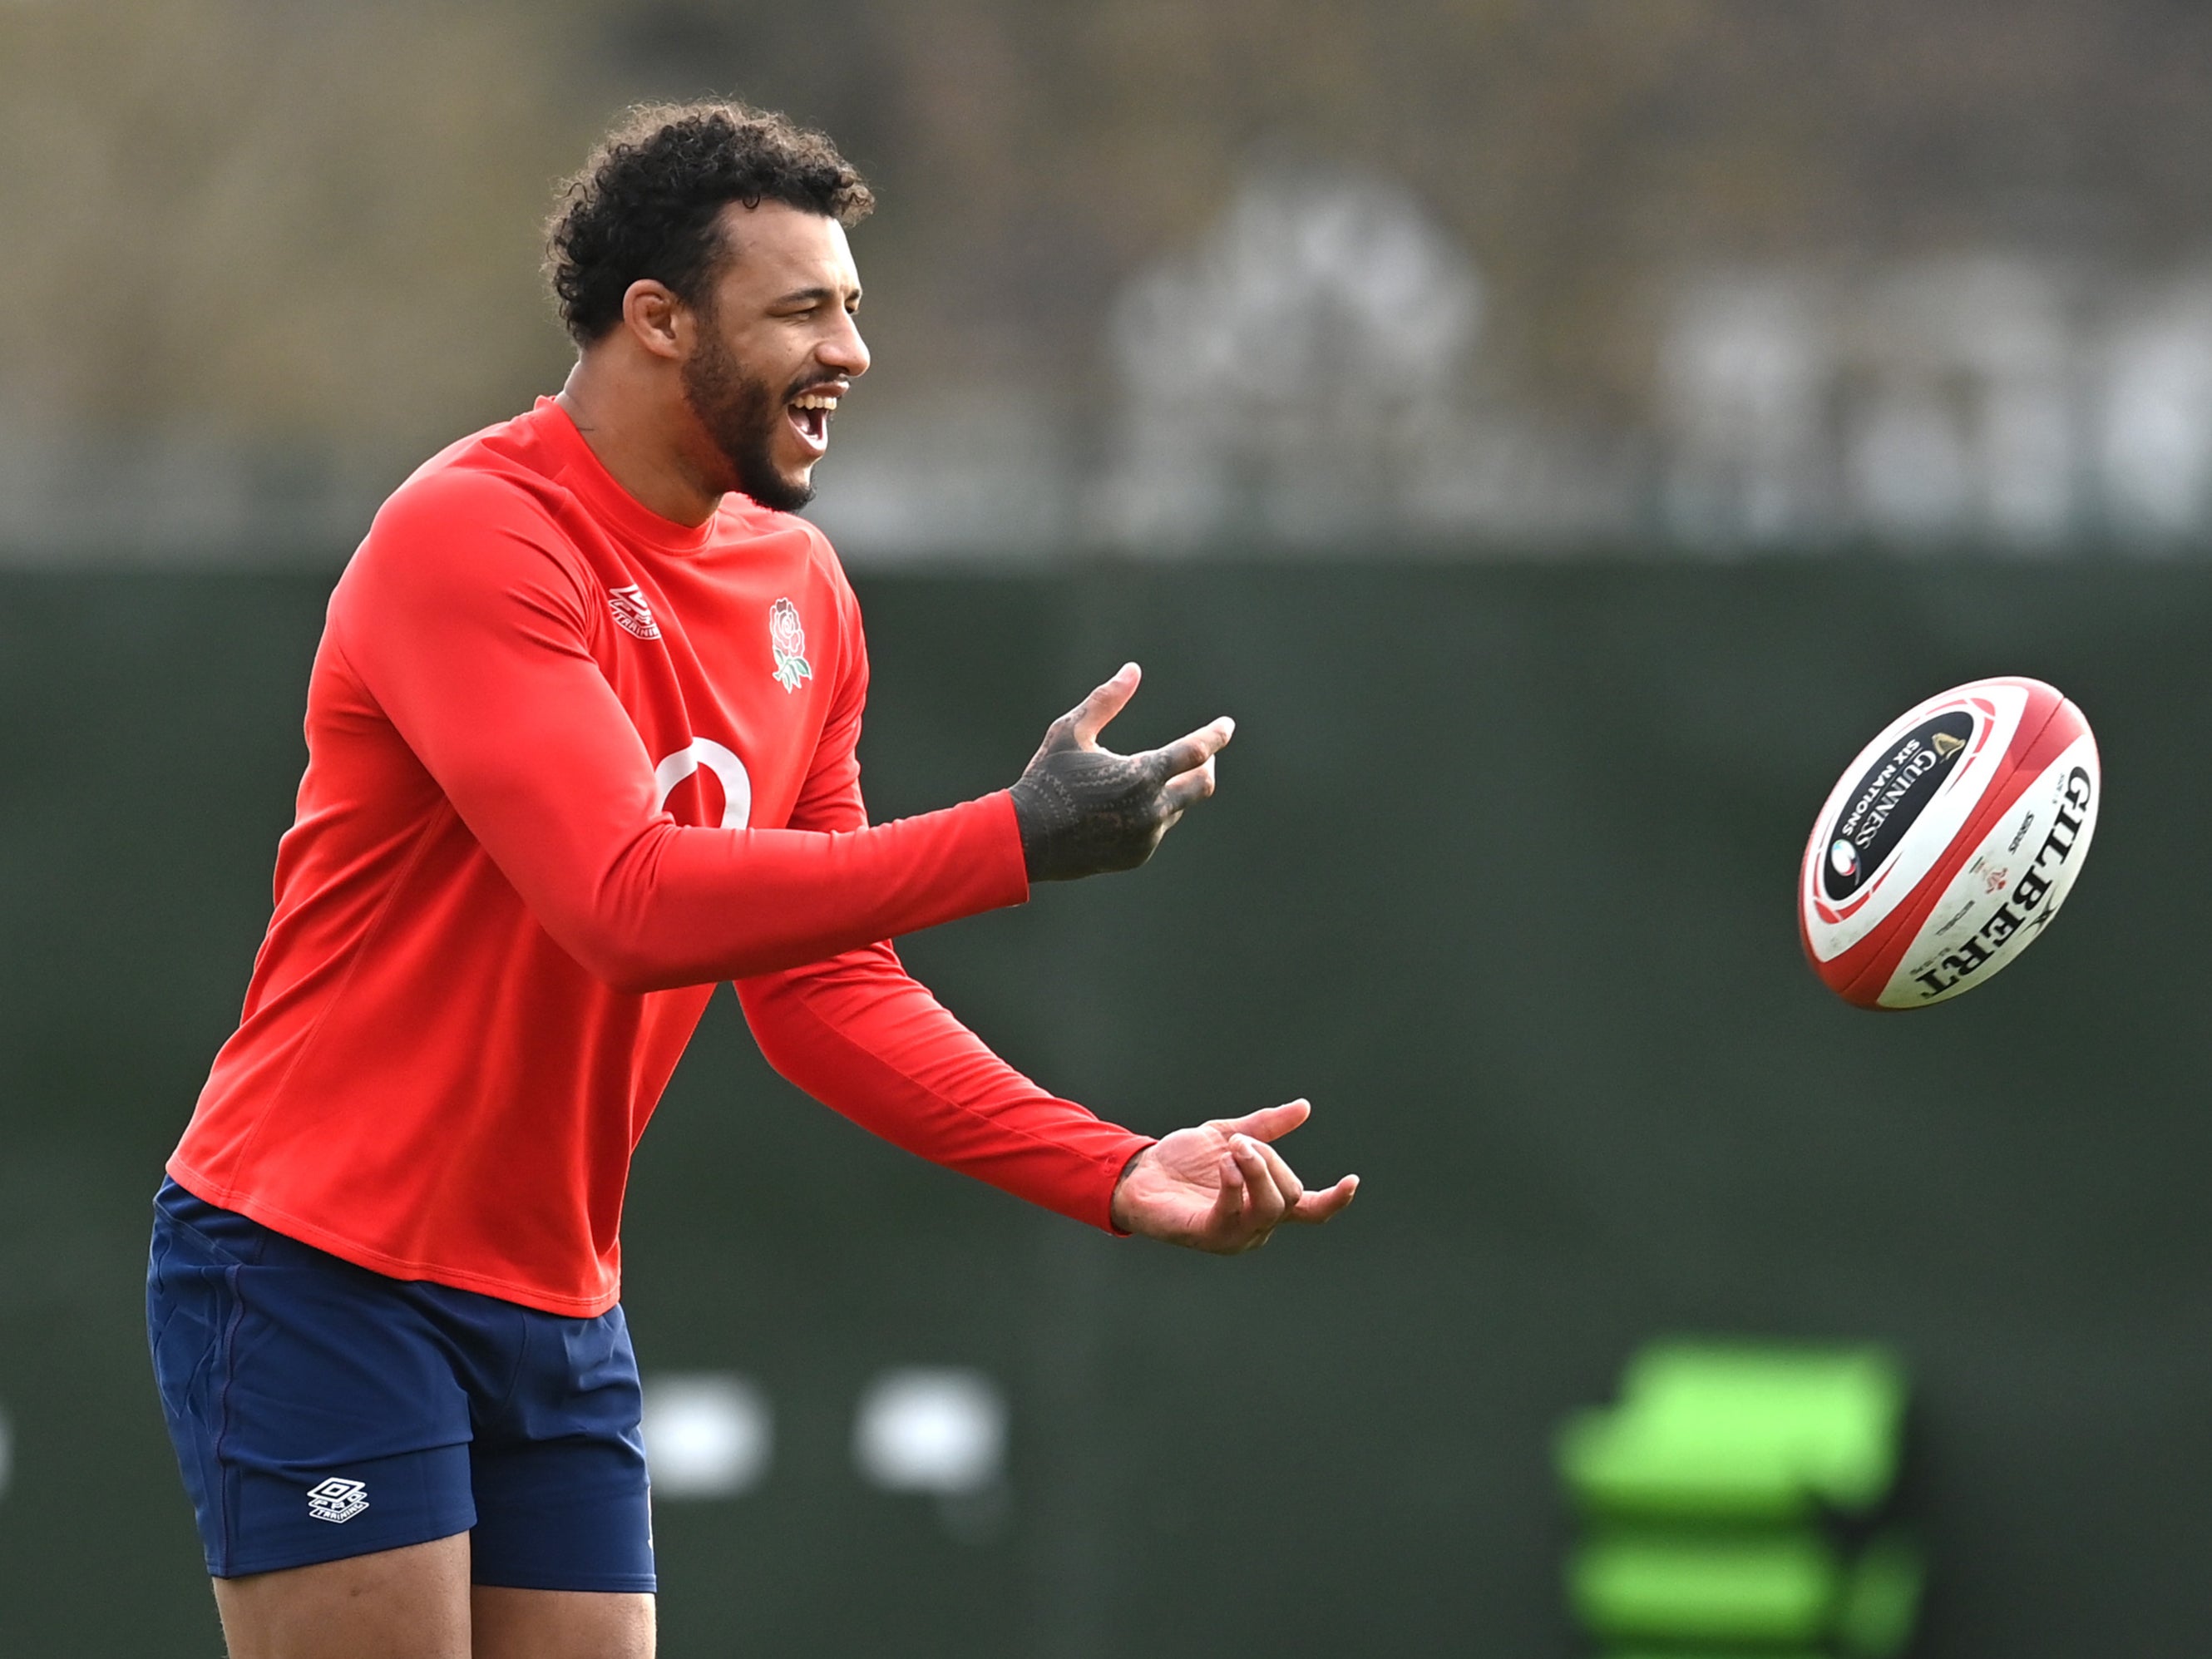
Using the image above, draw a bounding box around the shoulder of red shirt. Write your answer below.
[373,402,856,585]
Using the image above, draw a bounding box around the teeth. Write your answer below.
[792,393,839,411]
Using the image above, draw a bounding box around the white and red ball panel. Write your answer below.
[1798,678,2099,1010]
[1870,732,2098,1006]
[1800,680,2036,961]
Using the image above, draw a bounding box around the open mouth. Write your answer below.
[787,389,839,457]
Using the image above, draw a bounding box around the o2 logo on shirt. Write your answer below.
[654,738,753,829]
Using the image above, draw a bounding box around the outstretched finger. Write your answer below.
[1212,1099,1313,1145]
[1068,663,1143,748]
[1286,1173,1360,1225]
[1205,1148,1247,1238]
[1240,1133,1306,1212]
[1230,1135,1291,1231]
[1160,753,1217,815]
[1142,716,1235,783]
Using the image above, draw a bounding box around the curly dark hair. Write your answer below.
[546,101,874,345]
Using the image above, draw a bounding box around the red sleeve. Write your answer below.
[737,573,1153,1233]
[329,469,1029,993]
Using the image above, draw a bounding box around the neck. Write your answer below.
[555,353,726,527]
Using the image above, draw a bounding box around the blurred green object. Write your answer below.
[1572,1528,1839,1643]
[1558,1340,1921,1657]
[1560,1341,1908,1522]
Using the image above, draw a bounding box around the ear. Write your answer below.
[619,279,689,363]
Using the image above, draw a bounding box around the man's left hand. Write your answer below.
[1110,1099,1357,1254]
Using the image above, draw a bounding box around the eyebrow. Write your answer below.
[771,284,862,307]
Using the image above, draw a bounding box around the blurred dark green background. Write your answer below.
[2,563,2208,1655]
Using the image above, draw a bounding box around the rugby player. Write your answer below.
[146,101,1355,1658]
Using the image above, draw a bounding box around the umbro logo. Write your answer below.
[307,1477,369,1524]
[608,585,662,640]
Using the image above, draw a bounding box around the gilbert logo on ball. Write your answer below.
[1799,678,2099,1009]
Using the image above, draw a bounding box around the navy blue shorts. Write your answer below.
[145,1178,654,1591]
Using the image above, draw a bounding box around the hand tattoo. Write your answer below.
[1009,744,1176,881]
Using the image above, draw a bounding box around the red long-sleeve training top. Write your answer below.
[168,398,1150,1315]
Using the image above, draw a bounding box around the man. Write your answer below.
[148,101,1355,1658]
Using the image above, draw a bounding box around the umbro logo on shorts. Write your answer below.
[608,585,662,640]
[307,1477,370,1524]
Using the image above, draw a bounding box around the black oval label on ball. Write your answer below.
[1821,709,1976,902]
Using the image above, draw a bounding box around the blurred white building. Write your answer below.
[1089,166,1484,551]
[1659,255,2212,553]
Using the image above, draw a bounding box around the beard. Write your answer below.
[679,323,816,512]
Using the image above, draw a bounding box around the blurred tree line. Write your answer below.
[3,0,2210,549]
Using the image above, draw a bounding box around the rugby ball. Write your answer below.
[1799,678,2099,1010]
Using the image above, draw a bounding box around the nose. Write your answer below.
[822,309,870,378]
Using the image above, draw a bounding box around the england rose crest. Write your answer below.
[768,597,812,693]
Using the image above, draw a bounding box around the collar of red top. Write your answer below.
[531,397,726,557]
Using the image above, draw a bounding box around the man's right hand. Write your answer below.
[1007,664,1233,882]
